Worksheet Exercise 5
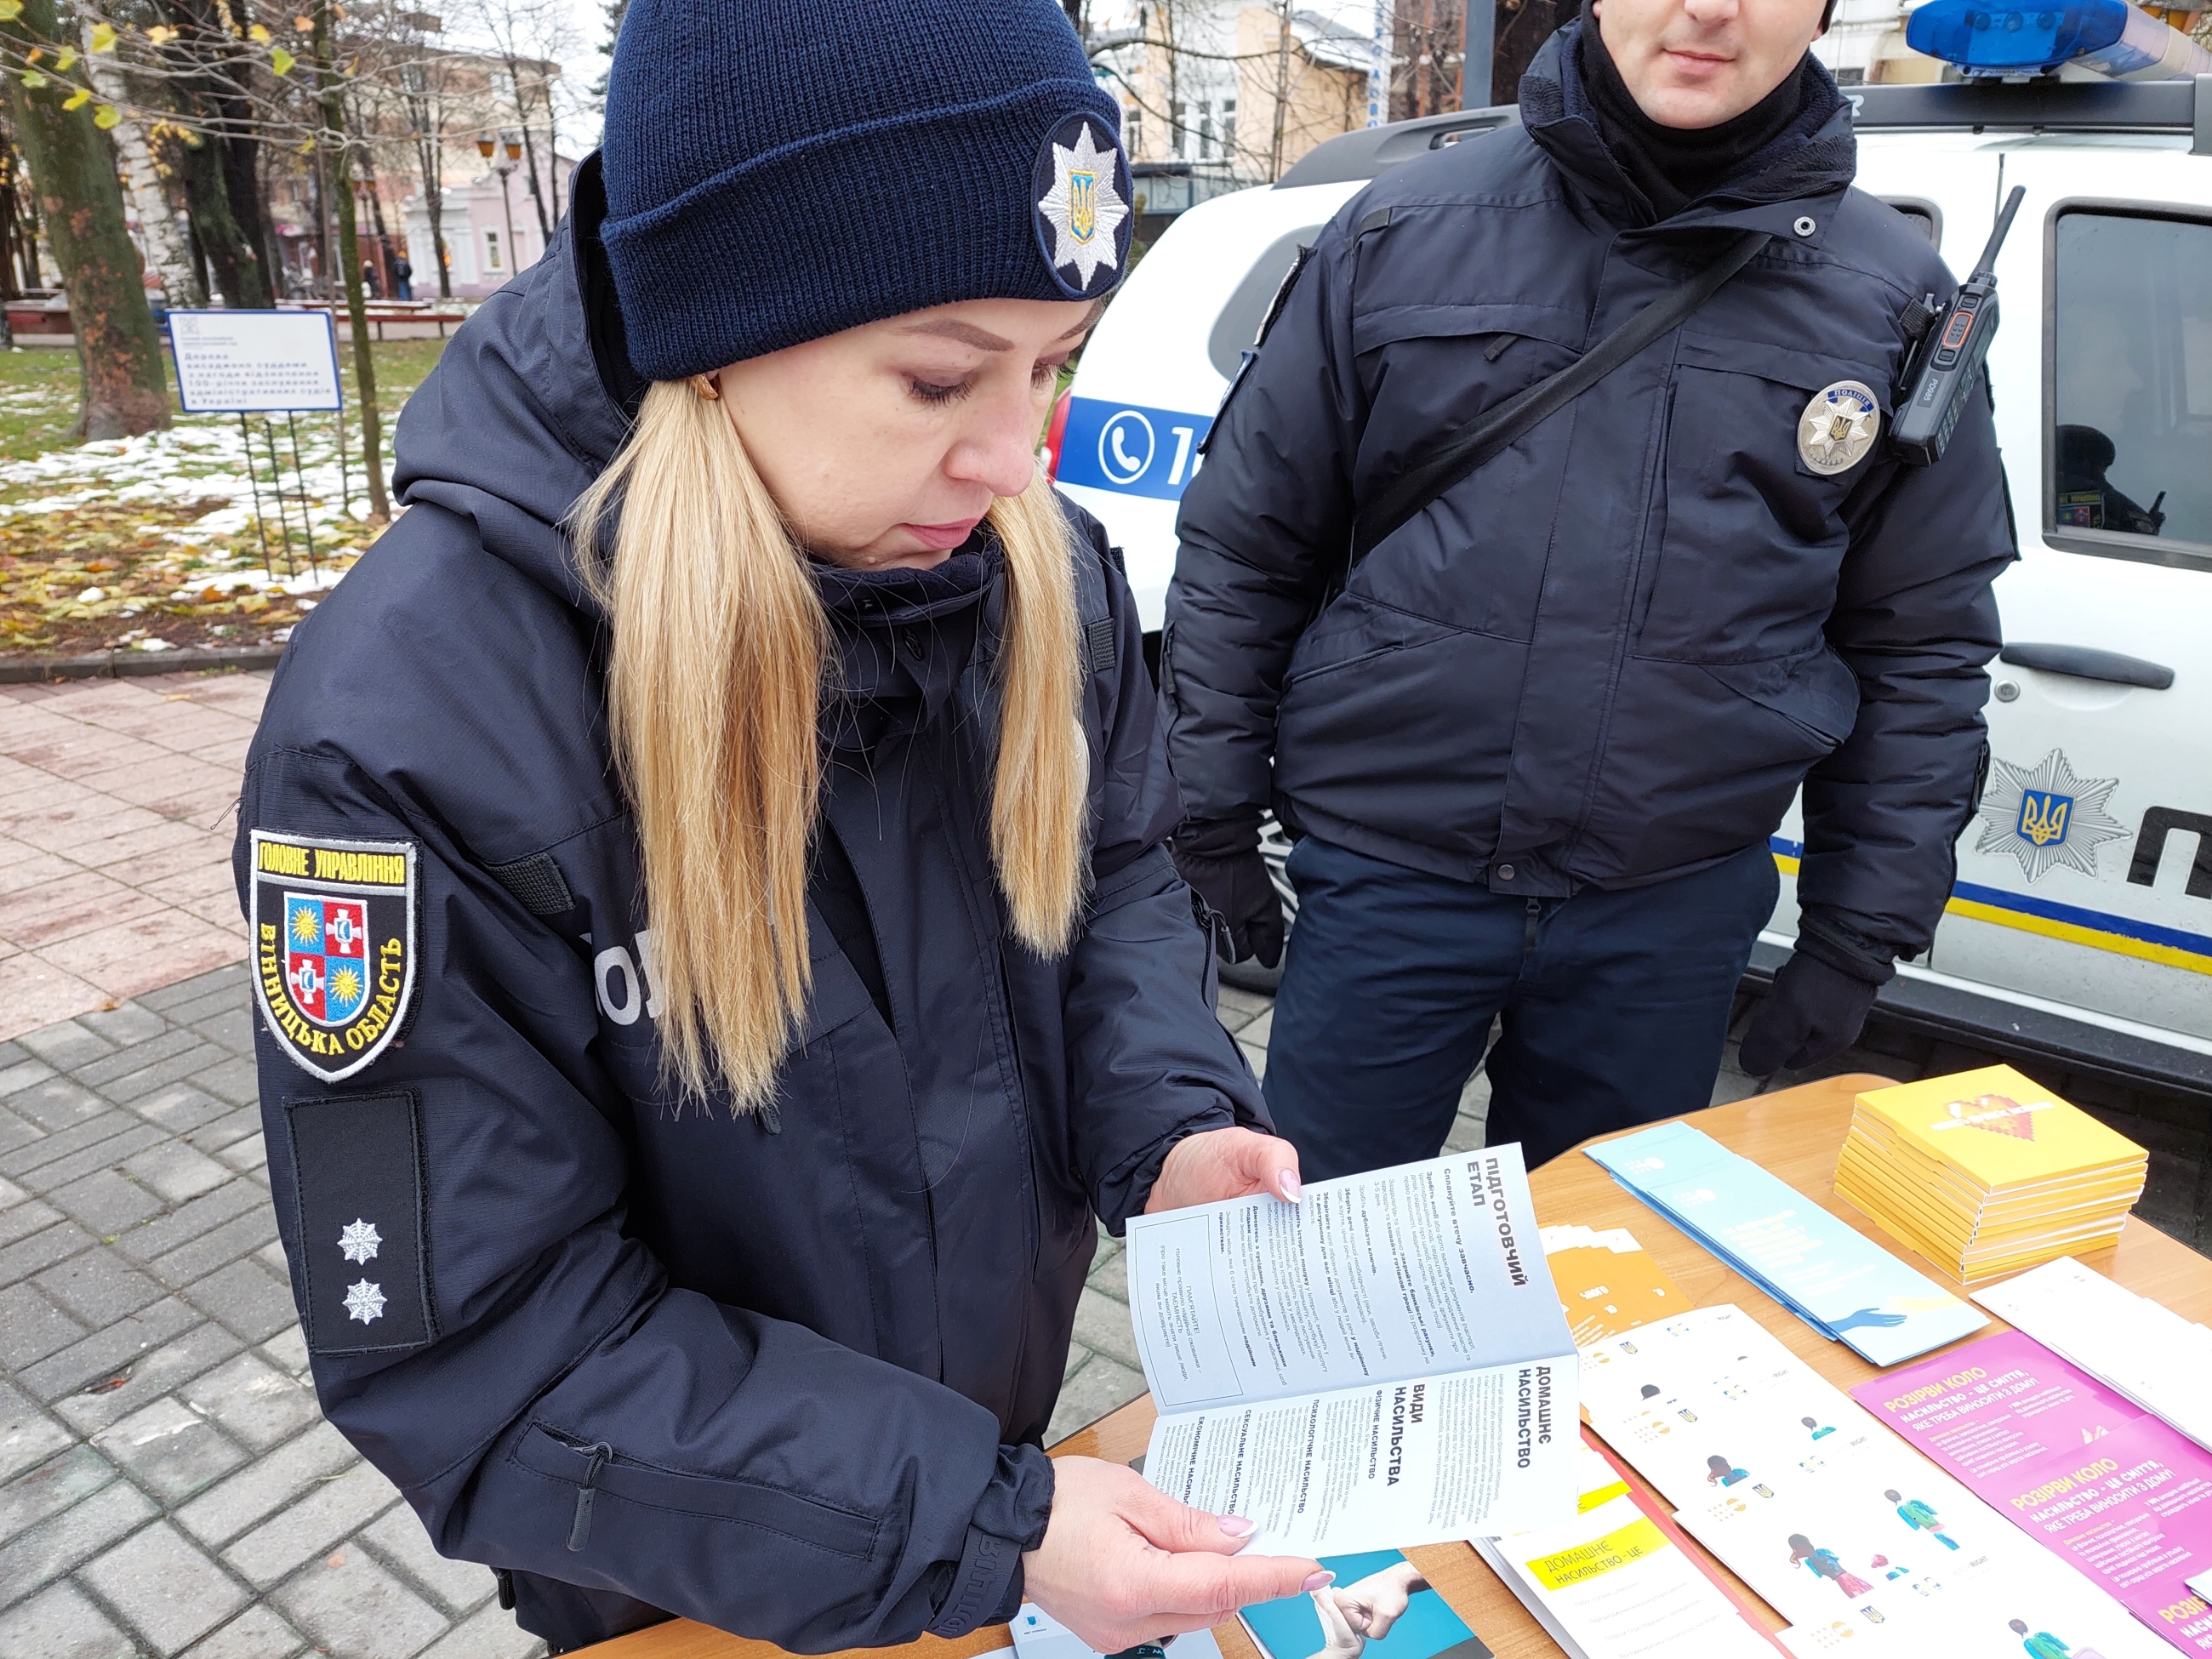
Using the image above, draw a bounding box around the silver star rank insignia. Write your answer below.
[343,1280,387,1325]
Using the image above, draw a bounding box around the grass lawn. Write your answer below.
[0,336,448,659]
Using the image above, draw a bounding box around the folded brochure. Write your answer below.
[1584,1120,1987,1365]
[1540,1225,1688,1348]
[1473,1430,1784,1659]
[1125,1144,1579,1554]
[1854,1329,2212,1654]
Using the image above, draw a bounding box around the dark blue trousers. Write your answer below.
[1263,837,1778,1178]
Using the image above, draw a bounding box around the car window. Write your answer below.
[2050,208,2212,552]
[1206,226,1325,380]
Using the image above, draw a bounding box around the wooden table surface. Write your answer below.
[592,1074,2212,1659]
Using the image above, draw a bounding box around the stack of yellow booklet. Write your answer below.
[1834,1064,2147,1282]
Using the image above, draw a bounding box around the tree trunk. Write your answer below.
[514,88,550,242]
[414,128,451,298]
[158,0,274,306]
[1,0,170,438]
[1270,0,1293,180]
[0,128,22,299]
[351,106,394,298]
[178,133,264,306]
[316,0,388,517]
[225,132,276,299]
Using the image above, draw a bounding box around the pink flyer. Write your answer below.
[1855,1331,2212,1655]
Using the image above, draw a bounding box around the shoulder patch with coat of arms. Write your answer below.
[249,830,418,1081]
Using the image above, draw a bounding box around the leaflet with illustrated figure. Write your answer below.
[1579,1306,2171,1659]
[1126,1145,1579,1554]
[1856,1331,2212,1655]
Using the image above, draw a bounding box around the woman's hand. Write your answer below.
[1021,1457,1328,1652]
[1144,1127,1303,1213]
[1332,1562,1429,1640]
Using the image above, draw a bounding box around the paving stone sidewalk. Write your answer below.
[0,964,540,1659]
[0,671,272,1044]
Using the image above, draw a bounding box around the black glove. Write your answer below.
[1737,953,1880,1076]
[1170,814,1285,968]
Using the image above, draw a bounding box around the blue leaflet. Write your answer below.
[1585,1122,1987,1367]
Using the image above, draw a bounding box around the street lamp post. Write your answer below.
[474,132,524,283]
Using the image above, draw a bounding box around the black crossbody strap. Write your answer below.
[1348,229,1772,566]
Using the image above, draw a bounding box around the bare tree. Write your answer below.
[310,0,387,515]
[397,49,454,296]
[1390,0,1458,119]
[453,0,571,240]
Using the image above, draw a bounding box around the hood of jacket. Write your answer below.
[1517,20,1857,232]
[389,152,638,628]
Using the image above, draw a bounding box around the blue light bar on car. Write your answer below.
[1905,0,2212,77]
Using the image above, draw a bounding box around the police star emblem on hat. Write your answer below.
[1034,114,1132,298]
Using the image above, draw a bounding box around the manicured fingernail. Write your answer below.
[1220,1515,1257,1538]
[1278,1172,1303,1204]
[1302,1571,1336,1592]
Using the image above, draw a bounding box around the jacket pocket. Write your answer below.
[1281,591,1457,688]
[1637,334,1892,664]
[514,1423,881,1559]
[1697,641,1861,755]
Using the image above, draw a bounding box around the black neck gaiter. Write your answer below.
[1576,2,1821,219]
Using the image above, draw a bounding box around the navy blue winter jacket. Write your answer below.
[233,162,1262,1652]
[1165,29,2013,963]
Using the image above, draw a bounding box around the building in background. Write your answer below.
[1814,0,1945,83]
[401,151,575,296]
[1092,0,1382,239]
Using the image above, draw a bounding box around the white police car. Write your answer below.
[1047,24,2212,1103]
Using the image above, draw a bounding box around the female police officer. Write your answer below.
[233,0,1328,1649]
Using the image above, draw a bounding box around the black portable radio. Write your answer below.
[1893,185,2026,467]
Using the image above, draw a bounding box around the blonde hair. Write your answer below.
[571,380,1089,1109]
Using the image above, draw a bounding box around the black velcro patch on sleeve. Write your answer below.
[1086,616,1117,675]
[486,850,575,918]
[284,1092,436,1354]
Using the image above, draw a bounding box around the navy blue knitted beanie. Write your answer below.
[601,0,1131,381]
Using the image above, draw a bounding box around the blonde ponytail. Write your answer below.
[571,382,1087,1109]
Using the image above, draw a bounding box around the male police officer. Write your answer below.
[1163,0,2013,1176]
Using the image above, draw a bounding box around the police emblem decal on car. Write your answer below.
[1033,114,1132,298]
[1799,380,1882,476]
[248,830,418,1081]
[1973,749,2131,883]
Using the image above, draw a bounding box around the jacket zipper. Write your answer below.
[567,1440,616,1552]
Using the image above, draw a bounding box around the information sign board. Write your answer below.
[167,310,343,413]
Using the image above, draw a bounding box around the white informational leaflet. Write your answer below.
[1580,1307,2171,1659]
[1971,1256,2212,1454]
[167,310,342,413]
[1473,1443,1782,1659]
[1127,1146,1578,1554]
